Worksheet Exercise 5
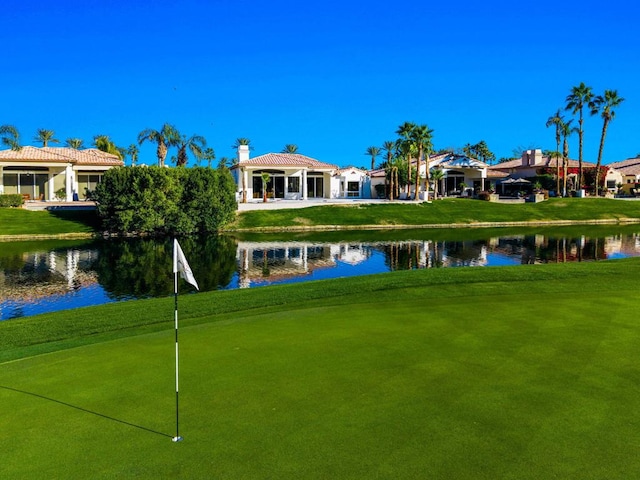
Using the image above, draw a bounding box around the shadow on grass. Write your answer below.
[46,208,103,230]
[1,385,172,439]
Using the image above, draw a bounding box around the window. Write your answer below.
[287,177,300,193]
[606,180,616,189]
[347,181,359,197]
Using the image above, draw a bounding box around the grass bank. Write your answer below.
[228,197,640,231]
[2,260,640,478]
[0,208,99,238]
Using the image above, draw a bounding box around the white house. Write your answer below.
[230,146,371,202]
[369,152,489,199]
[0,146,123,201]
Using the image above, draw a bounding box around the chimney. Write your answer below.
[521,149,543,166]
[237,145,249,163]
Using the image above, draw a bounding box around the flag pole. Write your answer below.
[172,239,183,443]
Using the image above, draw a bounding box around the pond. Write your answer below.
[2,225,640,320]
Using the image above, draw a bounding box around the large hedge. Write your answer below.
[93,166,237,235]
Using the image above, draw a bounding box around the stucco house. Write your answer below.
[0,146,123,201]
[369,152,490,199]
[608,157,640,194]
[230,146,371,201]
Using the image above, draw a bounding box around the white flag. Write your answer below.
[173,239,199,291]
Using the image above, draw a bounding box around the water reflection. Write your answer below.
[2,230,640,319]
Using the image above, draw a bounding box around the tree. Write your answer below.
[232,137,253,151]
[364,146,380,170]
[34,129,59,147]
[93,135,123,159]
[127,144,139,166]
[65,138,84,149]
[409,124,434,201]
[200,148,216,168]
[430,168,445,199]
[261,172,270,202]
[590,89,625,193]
[0,125,21,150]
[396,122,416,196]
[560,119,577,196]
[281,144,298,154]
[176,134,206,167]
[464,140,495,164]
[546,109,564,195]
[565,82,593,190]
[138,123,180,167]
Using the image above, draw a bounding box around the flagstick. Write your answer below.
[172,242,183,443]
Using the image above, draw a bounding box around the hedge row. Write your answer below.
[0,194,24,207]
[93,166,237,235]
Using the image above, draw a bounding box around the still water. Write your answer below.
[2,227,640,320]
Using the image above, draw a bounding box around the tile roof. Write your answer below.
[609,158,640,176]
[0,146,123,166]
[235,153,337,170]
[488,156,595,170]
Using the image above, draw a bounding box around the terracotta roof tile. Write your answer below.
[0,146,123,166]
[236,153,337,170]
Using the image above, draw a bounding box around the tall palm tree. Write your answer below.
[137,123,180,167]
[127,144,139,166]
[34,129,60,147]
[176,134,206,167]
[0,125,21,150]
[396,122,416,196]
[200,148,216,168]
[409,124,434,201]
[281,144,298,154]
[565,82,593,190]
[93,135,123,159]
[382,140,396,164]
[560,119,577,196]
[65,138,84,149]
[365,146,381,170]
[546,109,564,195]
[590,89,625,194]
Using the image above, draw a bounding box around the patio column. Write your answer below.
[0,166,3,194]
[47,173,55,201]
[302,169,308,200]
[65,164,74,201]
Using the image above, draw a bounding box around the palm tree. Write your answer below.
[560,119,577,196]
[137,123,180,167]
[409,124,434,201]
[546,109,564,195]
[93,135,123,159]
[281,144,298,154]
[430,168,445,199]
[34,129,60,147]
[261,172,270,202]
[232,137,253,151]
[176,134,206,167]
[590,89,625,194]
[127,144,139,166]
[365,146,381,170]
[65,138,84,149]
[396,122,416,196]
[0,125,21,150]
[201,148,216,168]
[565,82,593,190]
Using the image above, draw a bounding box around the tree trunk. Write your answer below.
[595,119,610,195]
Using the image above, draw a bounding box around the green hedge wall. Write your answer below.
[0,194,24,207]
[93,166,237,235]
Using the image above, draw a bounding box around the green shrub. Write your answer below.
[0,194,24,207]
[93,166,237,235]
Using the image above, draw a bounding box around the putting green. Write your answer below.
[2,284,640,479]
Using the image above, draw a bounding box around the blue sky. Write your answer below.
[3,0,639,168]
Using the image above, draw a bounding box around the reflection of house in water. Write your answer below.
[236,241,373,287]
[0,248,99,303]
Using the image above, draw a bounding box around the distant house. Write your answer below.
[0,146,123,201]
[489,149,623,193]
[369,152,490,199]
[230,146,370,201]
[608,157,640,193]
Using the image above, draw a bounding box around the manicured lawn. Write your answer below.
[229,197,640,230]
[0,208,99,236]
[2,260,640,478]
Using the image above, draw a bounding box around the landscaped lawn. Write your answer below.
[0,208,99,236]
[2,260,640,478]
[228,197,640,230]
